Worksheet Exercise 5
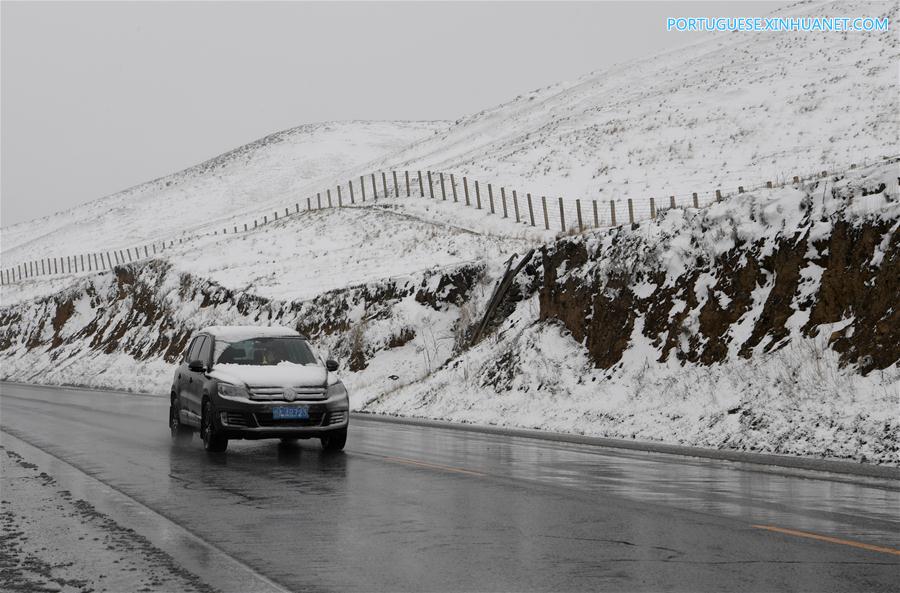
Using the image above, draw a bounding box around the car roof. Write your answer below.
[199,325,307,341]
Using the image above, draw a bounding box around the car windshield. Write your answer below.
[215,337,318,366]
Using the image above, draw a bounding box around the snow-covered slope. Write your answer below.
[364,0,898,208]
[4,2,896,276]
[2,163,897,463]
[363,162,900,464]
[0,120,447,264]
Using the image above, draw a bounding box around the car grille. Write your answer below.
[254,406,327,427]
[326,411,347,425]
[248,385,327,401]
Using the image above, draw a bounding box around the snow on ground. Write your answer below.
[1,0,898,466]
[0,165,896,463]
[362,163,900,465]
[0,195,540,306]
[1,120,447,265]
[164,203,538,301]
[363,309,900,465]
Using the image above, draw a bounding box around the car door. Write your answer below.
[183,335,208,421]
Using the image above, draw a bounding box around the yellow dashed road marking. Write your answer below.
[752,524,900,557]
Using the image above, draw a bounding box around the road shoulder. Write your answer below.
[0,430,288,593]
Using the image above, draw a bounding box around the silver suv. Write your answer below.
[169,325,349,452]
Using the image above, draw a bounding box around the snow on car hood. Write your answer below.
[209,362,328,387]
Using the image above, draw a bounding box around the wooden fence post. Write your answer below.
[427,171,435,199]
[405,171,411,197]
[317,193,322,209]
[715,189,722,202]
[576,199,583,231]
[463,177,470,206]
[650,197,656,219]
[475,181,482,209]
[558,198,566,231]
[692,192,699,208]
[488,184,495,214]
[381,171,388,198]
[628,199,635,224]
[349,180,355,204]
[542,196,549,229]
[360,175,366,201]
[418,171,424,197]
[371,173,378,200]
[512,190,520,222]
[500,187,508,218]
[451,174,458,202]
[527,193,535,226]
[327,189,333,207]
[766,181,773,189]
[670,195,676,209]
[393,171,400,198]
[610,200,617,226]
[274,211,278,220]
[738,186,744,193]
[295,203,299,213]
[114,251,120,265]
[337,185,343,207]
[439,172,447,200]
[593,200,599,227]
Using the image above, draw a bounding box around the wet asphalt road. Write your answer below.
[1,382,898,592]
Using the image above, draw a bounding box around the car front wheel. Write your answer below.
[201,398,228,453]
[320,427,347,452]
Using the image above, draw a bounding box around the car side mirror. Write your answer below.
[325,359,339,372]
[188,359,206,373]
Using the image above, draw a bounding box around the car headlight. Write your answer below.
[218,382,249,399]
[327,381,348,400]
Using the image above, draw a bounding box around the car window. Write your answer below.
[184,337,201,362]
[198,336,213,367]
[216,337,318,366]
[187,336,205,363]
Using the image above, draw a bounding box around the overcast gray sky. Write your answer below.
[1,1,784,226]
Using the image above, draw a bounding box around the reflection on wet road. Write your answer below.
[1,383,898,592]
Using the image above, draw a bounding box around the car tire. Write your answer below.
[320,427,347,452]
[170,395,193,444]
[201,398,228,453]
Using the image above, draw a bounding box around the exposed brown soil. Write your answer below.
[539,190,898,373]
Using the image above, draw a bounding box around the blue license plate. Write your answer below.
[272,406,309,420]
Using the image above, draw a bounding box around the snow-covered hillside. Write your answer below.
[363,162,900,464]
[3,2,897,276]
[2,163,897,463]
[1,0,897,465]
[0,120,447,264]
[363,0,898,211]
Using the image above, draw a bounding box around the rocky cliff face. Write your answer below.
[0,259,483,397]
[539,165,899,374]
[363,163,899,464]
